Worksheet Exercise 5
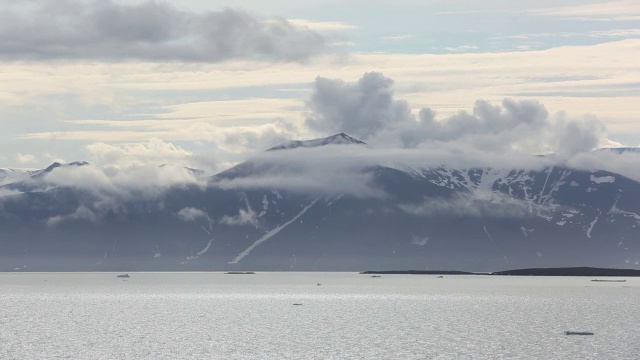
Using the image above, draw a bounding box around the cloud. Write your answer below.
[46,205,100,227]
[0,1,329,62]
[85,138,194,169]
[176,207,208,222]
[0,188,21,198]
[286,19,359,31]
[398,192,541,219]
[305,72,414,139]
[42,161,204,201]
[15,153,37,164]
[211,143,559,199]
[220,198,259,227]
[379,34,415,42]
[530,1,640,21]
[305,72,609,155]
[567,150,640,183]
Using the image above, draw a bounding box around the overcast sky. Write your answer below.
[1,0,639,171]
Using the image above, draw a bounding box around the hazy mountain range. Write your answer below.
[1,133,639,271]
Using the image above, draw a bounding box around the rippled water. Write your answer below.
[1,272,639,359]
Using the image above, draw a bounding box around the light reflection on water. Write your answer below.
[0,272,639,359]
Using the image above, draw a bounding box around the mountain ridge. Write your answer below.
[0,134,639,271]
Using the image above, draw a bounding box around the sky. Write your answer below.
[1,0,639,171]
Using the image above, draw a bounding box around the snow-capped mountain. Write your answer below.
[596,147,640,155]
[267,132,365,151]
[0,168,38,186]
[0,134,639,271]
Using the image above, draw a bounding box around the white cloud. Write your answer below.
[220,199,260,227]
[531,1,640,21]
[3,39,640,168]
[0,1,330,62]
[176,207,209,222]
[42,162,204,201]
[305,72,608,155]
[379,34,415,42]
[286,19,359,31]
[15,153,36,164]
[46,206,100,227]
[85,139,194,168]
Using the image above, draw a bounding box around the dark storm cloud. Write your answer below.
[0,0,328,62]
[305,72,607,155]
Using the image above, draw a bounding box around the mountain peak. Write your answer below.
[267,133,366,151]
[595,147,640,155]
[33,161,89,178]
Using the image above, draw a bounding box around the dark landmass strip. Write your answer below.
[492,267,640,277]
[360,270,477,275]
[361,267,640,276]
[225,271,255,275]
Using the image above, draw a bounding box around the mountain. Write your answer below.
[267,132,366,151]
[0,168,39,186]
[596,147,640,155]
[0,134,639,271]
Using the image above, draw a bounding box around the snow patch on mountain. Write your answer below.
[591,175,615,184]
[411,235,429,246]
[229,199,319,264]
[587,216,599,238]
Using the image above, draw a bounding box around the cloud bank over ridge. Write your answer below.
[305,72,608,155]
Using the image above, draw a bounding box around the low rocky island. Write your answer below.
[361,267,640,277]
[361,270,477,275]
[492,267,640,277]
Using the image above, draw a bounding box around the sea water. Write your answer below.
[0,272,638,359]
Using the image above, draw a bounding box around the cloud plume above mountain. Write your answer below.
[305,72,608,155]
[0,0,328,62]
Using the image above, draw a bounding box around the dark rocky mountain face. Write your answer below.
[1,135,639,271]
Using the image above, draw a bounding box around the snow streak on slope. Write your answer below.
[229,199,319,264]
[587,216,599,238]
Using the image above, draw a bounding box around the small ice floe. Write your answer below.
[565,331,594,336]
[116,274,130,278]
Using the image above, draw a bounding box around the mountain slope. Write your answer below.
[0,134,639,271]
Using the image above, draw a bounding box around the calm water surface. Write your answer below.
[0,272,639,359]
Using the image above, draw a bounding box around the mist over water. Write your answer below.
[1,272,639,359]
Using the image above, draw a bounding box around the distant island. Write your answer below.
[491,267,640,277]
[361,267,640,277]
[360,270,479,275]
